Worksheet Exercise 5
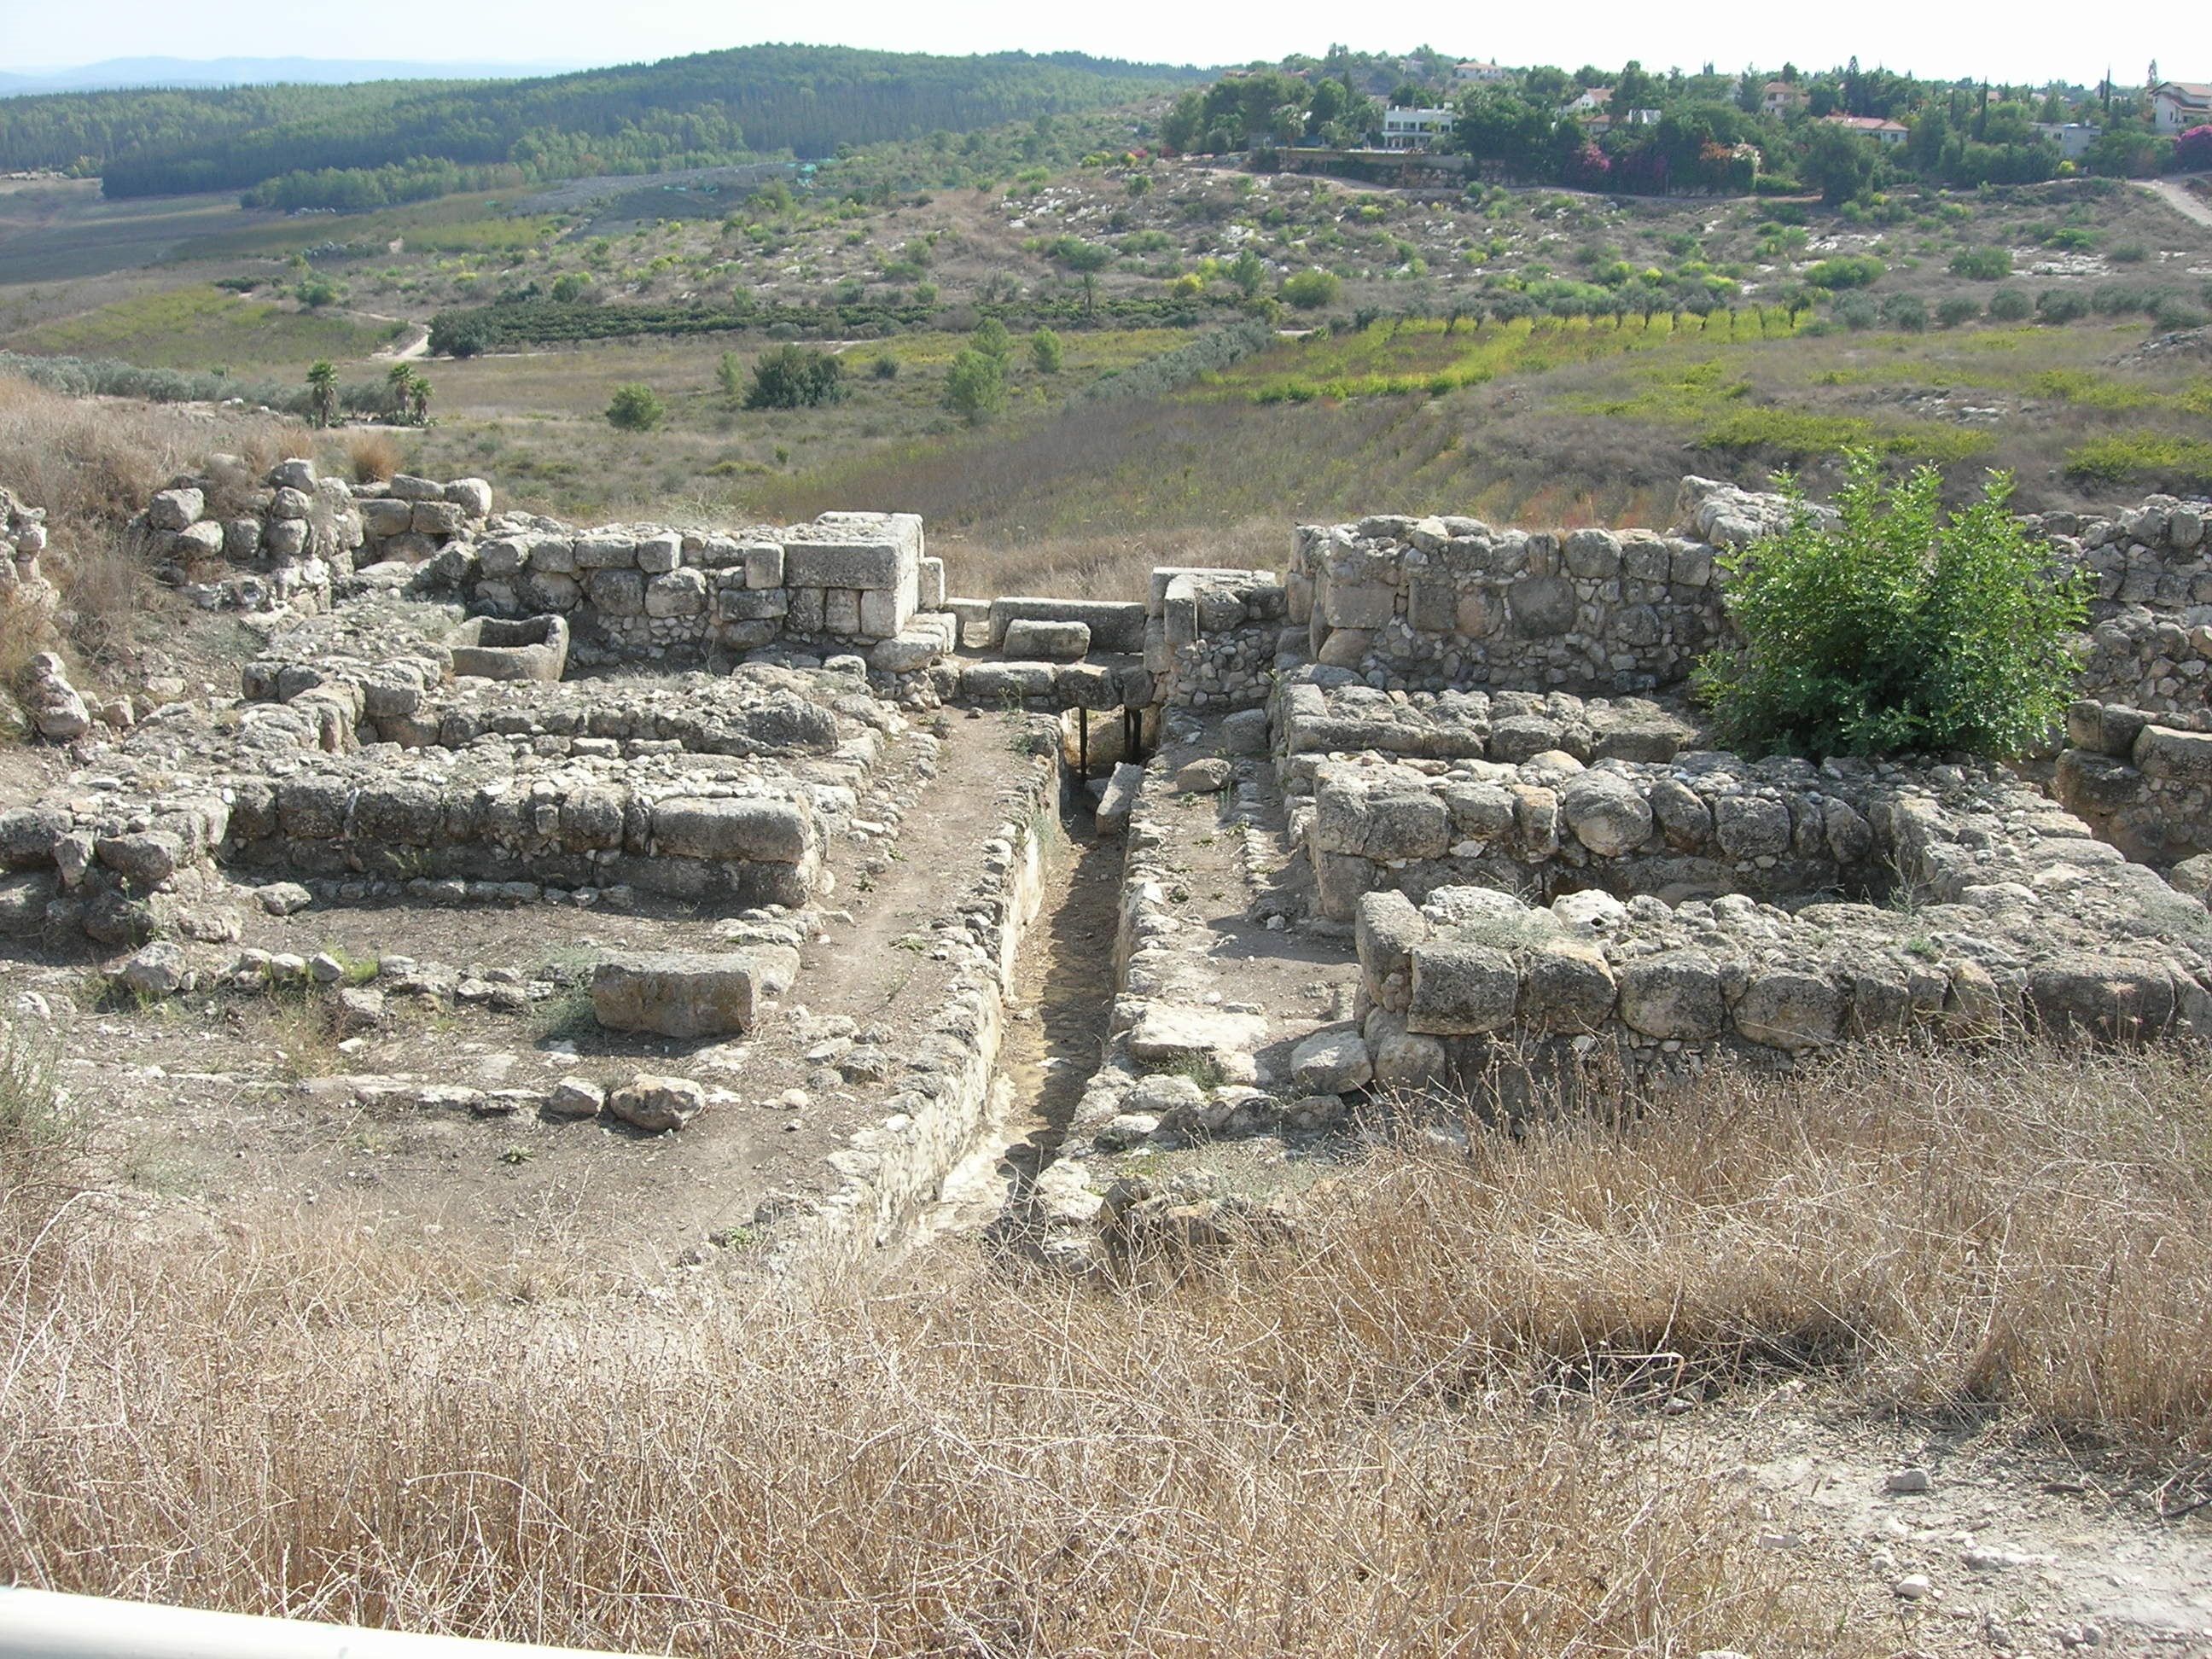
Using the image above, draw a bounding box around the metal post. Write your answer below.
[1077,707,1089,780]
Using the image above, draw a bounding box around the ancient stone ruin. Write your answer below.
[4,456,2210,1266]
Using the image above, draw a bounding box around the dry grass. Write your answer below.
[0,375,314,669]
[0,1039,2203,1650]
[346,429,405,484]
[937,515,1287,602]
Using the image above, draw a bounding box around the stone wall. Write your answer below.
[1294,746,1877,923]
[0,592,893,945]
[1348,757,2212,1090]
[455,509,950,673]
[132,456,371,613]
[0,485,55,624]
[2049,495,2212,721]
[1286,504,1727,695]
[1147,566,1287,711]
[2055,698,2212,866]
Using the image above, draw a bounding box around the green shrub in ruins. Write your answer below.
[1695,449,2088,760]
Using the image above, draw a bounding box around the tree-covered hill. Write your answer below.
[0,44,1203,207]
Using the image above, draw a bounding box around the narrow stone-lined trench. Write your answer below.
[921,777,1126,1237]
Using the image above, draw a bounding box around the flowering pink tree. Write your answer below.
[2176,125,2212,172]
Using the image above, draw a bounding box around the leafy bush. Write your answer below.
[1047,236,1114,272]
[1029,327,1063,373]
[1879,294,1929,332]
[1948,247,2012,280]
[1077,320,1272,404]
[743,345,848,410]
[2064,432,2212,492]
[942,348,1005,422]
[1834,294,1878,330]
[971,317,1013,360]
[2108,241,2149,265]
[1281,269,1342,310]
[1936,295,1982,329]
[1695,451,2087,760]
[1986,287,2033,321]
[550,272,592,302]
[1804,255,1885,290]
[605,383,666,431]
[2151,295,2209,331]
[2035,289,2091,324]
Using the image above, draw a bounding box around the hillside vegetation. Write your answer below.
[0,45,1201,207]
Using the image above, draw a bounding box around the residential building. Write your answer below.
[2032,121,2104,159]
[1455,61,1506,83]
[1761,80,1808,116]
[1380,106,1455,151]
[1820,114,1910,146]
[1562,86,1612,117]
[2151,80,2211,133]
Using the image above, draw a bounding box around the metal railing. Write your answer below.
[0,1588,629,1658]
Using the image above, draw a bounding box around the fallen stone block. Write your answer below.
[1126,1004,1266,1068]
[1095,762,1145,836]
[608,1073,707,1131]
[1289,1024,1373,1095]
[591,947,800,1039]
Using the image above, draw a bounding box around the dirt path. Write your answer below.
[2139,177,2212,230]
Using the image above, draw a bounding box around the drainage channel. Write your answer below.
[916,749,1131,1240]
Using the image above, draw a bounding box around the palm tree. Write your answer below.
[385,361,416,421]
[405,373,432,426]
[306,360,338,428]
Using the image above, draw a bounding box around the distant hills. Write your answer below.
[0,56,586,96]
[0,44,1205,208]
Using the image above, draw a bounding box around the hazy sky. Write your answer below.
[1,0,2194,88]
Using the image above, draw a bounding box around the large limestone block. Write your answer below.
[1290,1025,1373,1095]
[1127,1004,1266,1067]
[652,796,814,864]
[1560,772,1653,858]
[148,488,204,532]
[1519,941,1616,1033]
[1355,889,1428,985]
[1003,619,1091,661]
[2133,725,2212,783]
[606,1073,707,1131]
[1314,778,1450,862]
[1713,795,1792,861]
[1731,969,1845,1051]
[781,513,921,591]
[1095,762,1146,836]
[2024,958,2175,1038]
[1617,951,1724,1040]
[592,948,800,1039]
[1407,943,1517,1035]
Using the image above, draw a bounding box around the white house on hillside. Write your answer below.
[2032,121,2103,159]
[1761,80,1808,116]
[1820,114,1910,146]
[1455,61,1507,83]
[1381,107,1455,150]
[2152,81,2211,133]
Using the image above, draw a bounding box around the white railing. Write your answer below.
[0,1588,630,1658]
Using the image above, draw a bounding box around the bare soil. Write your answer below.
[1,711,1051,1281]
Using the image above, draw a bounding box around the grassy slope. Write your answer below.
[12,282,402,371]
[0,1040,2205,1649]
